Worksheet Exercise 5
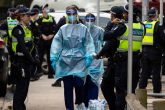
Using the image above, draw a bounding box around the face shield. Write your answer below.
[85,16,95,28]
[66,9,77,24]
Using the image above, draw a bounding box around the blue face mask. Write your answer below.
[68,15,77,23]
[86,22,95,28]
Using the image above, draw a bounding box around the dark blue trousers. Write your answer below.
[114,52,140,110]
[13,63,31,110]
[83,75,99,107]
[139,46,162,93]
[63,75,84,110]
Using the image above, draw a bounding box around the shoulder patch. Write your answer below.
[18,30,22,35]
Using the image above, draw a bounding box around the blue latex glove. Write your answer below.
[85,55,93,68]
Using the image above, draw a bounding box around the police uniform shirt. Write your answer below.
[97,21,127,57]
[146,20,164,48]
[0,20,8,31]
[36,15,57,36]
[12,25,34,63]
[104,21,127,41]
[29,20,41,39]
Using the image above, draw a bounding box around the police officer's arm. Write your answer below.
[52,17,58,35]
[0,20,8,37]
[12,28,34,63]
[30,21,41,38]
[36,17,43,35]
[96,38,119,58]
[139,21,146,36]
[35,17,47,39]
[154,21,165,47]
[104,22,126,41]
[0,20,8,30]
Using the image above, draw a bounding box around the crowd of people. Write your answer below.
[0,3,165,110]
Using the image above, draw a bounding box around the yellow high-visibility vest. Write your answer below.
[118,23,144,52]
[12,25,33,53]
[142,20,157,45]
[6,17,18,44]
[41,15,54,23]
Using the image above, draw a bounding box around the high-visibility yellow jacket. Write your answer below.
[12,25,33,53]
[142,20,157,45]
[118,23,145,52]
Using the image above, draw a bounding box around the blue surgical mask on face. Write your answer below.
[68,15,77,23]
[86,22,95,28]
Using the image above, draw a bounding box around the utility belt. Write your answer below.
[113,51,140,62]
[14,52,30,64]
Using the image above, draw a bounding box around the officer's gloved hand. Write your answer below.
[85,55,93,68]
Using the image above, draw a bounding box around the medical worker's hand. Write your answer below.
[85,55,93,68]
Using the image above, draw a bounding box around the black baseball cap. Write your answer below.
[8,8,17,12]
[122,4,129,13]
[148,8,157,17]
[42,4,49,10]
[110,6,123,15]
[30,8,39,15]
[17,7,32,15]
[121,4,141,15]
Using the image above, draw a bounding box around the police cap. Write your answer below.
[148,8,158,17]
[8,8,17,13]
[123,4,128,13]
[121,4,141,15]
[16,4,26,9]
[110,6,123,15]
[42,4,49,10]
[31,8,39,15]
[17,7,32,15]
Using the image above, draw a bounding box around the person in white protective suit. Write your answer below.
[50,6,95,110]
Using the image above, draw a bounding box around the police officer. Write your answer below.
[0,8,18,46]
[12,6,38,110]
[29,8,43,81]
[113,5,145,110]
[95,6,125,110]
[36,4,57,78]
[0,8,18,85]
[139,8,164,93]
[162,16,165,75]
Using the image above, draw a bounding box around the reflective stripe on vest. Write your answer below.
[117,23,144,52]
[7,17,18,37]
[142,20,157,45]
[5,17,18,44]
[12,25,33,52]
